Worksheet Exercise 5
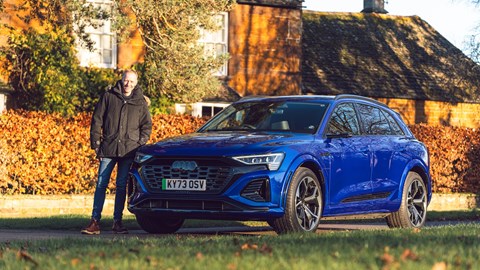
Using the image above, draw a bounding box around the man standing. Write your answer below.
[81,70,152,235]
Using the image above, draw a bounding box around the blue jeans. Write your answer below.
[91,157,134,222]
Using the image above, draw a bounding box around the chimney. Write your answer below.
[361,0,388,14]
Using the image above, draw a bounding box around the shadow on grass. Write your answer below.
[0,209,477,231]
[0,215,259,231]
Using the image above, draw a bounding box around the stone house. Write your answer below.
[302,0,480,127]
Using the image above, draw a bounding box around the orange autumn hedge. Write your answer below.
[0,110,206,195]
[0,110,478,195]
[409,125,479,193]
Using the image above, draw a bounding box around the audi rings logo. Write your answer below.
[172,161,198,171]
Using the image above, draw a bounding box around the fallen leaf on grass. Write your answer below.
[380,252,395,265]
[412,228,421,233]
[432,262,448,270]
[241,243,258,250]
[227,263,237,270]
[71,258,81,266]
[259,244,273,255]
[196,252,204,261]
[237,242,273,256]
[400,249,418,261]
[16,250,38,266]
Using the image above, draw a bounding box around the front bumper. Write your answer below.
[127,161,287,220]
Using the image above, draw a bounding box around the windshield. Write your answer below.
[199,100,329,134]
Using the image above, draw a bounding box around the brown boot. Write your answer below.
[112,220,128,234]
[81,219,100,235]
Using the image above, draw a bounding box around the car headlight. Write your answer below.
[134,152,153,164]
[232,153,285,170]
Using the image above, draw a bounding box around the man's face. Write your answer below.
[122,72,138,96]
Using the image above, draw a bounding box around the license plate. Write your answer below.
[162,179,207,191]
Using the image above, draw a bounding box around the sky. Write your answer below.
[302,0,480,56]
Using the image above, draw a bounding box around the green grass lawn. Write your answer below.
[0,209,478,231]
[0,223,478,270]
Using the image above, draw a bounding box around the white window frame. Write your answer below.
[0,93,7,113]
[198,12,229,76]
[76,0,117,68]
[175,102,230,117]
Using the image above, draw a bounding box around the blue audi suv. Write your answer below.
[128,94,431,234]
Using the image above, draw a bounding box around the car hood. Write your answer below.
[140,131,314,156]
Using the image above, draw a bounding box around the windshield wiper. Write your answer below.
[204,128,251,132]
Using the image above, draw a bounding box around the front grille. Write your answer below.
[139,158,268,194]
[140,158,235,194]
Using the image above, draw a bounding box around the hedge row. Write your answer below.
[0,110,206,195]
[0,110,478,194]
[410,125,479,193]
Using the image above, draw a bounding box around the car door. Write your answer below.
[323,102,373,215]
[355,103,408,208]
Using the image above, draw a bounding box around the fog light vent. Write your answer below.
[241,178,270,202]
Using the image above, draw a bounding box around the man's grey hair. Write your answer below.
[122,69,138,80]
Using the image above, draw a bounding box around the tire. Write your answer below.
[135,214,184,234]
[386,171,427,228]
[272,167,323,234]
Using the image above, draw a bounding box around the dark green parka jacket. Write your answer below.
[90,80,152,158]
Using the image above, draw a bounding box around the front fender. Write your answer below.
[279,153,328,209]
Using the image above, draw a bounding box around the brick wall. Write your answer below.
[116,13,144,68]
[228,4,302,97]
[379,98,480,128]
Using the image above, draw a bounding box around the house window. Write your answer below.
[0,93,6,113]
[175,102,230,118]
[76,0,116,68]
[198,13,228,76]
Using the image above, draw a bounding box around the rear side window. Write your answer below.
[356,104,403,135]
[327,103,360,135]
[384,111,405,135]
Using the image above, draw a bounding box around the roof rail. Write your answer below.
[238,95,269,101]
[335,94,388,108]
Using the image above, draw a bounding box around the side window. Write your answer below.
[384,111,405,135]
[327,103,360,135]
[356,104,392,135]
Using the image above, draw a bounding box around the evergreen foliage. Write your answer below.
[115,0,236,103]
[0,0,236,115]
[1,29,117,116]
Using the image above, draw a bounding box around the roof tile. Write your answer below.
[302,11,480,103]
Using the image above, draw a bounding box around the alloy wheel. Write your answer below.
[406,179,427,227]
[295,176,322,231]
